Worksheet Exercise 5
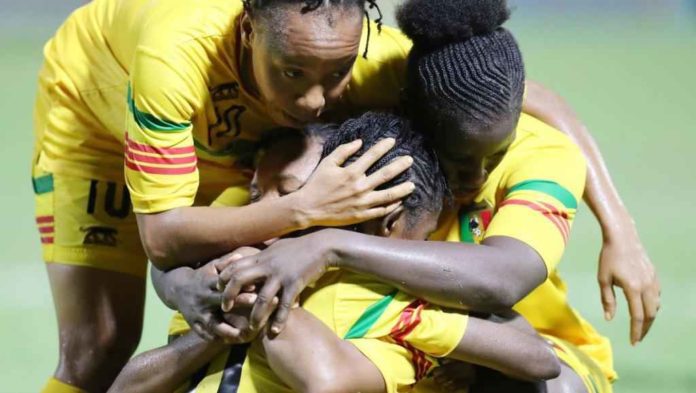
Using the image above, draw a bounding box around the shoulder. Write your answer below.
[345,22,413,111]
[500,113,587,200]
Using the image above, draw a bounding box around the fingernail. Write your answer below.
[271,325,280,334]
[407,182,415,191]
[604,312,610,321]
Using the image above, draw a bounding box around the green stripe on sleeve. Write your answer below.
[507,179,577,209]
[344,290,398,339]
[127,84,191,132]
[32,174,54,194]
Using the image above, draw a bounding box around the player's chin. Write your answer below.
[272,109,307,129]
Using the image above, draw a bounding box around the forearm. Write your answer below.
[448,313,560,381]
[327,230,546,313]
[523,80,632,239]
[139,193,305,269]
[108,333,225,393]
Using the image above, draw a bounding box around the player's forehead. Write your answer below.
[255,135,323,188]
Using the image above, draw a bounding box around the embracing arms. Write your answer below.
[524,81,660,344]
[138,138,413,270]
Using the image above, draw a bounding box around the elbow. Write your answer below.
[137,211,179,270]
[517,344,561,382]
[469,283,524,313]
[534,346,562,381]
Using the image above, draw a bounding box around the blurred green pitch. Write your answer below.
[0,7,694,393]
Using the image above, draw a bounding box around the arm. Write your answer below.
[108,332,226,393]
[523,81,660,344]
[447,312,560,382]
[128,52,412,270]
[523,80,630,238]
[218,230,547,335]
[333,233,545,312]
[138,138,413,270]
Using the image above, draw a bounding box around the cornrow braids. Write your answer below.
[314,112,449,227]
[242,0,382,58]
[396,0,525,135]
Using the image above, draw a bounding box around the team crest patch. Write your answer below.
[459,202,493,244]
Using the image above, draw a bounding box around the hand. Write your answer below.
[292,138,414,228]
[178,248,260,341]
[598,228,660,345]
[431,360,475,393]
[218,231,332,336]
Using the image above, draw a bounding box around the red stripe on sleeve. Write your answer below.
[499,199,569,242]
[126,151,197,165]
[125,133,195,156]
[125,158,197,175]
[36,216,54,224]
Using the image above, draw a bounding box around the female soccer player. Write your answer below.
[33,0,655,391]
[217,0,658,391]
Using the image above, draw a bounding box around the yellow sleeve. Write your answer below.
[125,45,204,214]
[344,22,413,111]
[484,142,587,273]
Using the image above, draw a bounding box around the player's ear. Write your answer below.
[379,206,405,237]
[240,10,255,47]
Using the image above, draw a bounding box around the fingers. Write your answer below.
[218,257,259,289]
[192,322,216,341]
[214,247,262,272]
[234,292,258,307]
[354,201,403,222]
[640,289,660,341]
[599,277,617,321]
[348,137,395,173]
[210,320,242,342]
[250,279,282,330]
[624,286,645,346]
[362,181,415,207]
[221,268,266,312]
[363,155,413,190]
[325,139,363,166]
[202,290,223,306]
[270,286,299,335]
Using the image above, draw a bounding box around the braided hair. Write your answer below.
[396,0,524,136]
[312,112,449,227]
[242,0,382,58]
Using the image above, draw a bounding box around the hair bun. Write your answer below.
[396,0,510,49]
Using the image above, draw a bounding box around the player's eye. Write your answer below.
[331,66,351,79]
[283,69,303,79]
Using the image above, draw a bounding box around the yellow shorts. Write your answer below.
[33,166,148,277]
[33,165,249,278]
[545,335,613,393]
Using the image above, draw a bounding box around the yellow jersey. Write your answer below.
[35,0,412,213]
[430,113,616,381]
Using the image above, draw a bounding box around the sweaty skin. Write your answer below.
[117,133,559,393]
[136,4,412,269]
[524,80,660,344]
